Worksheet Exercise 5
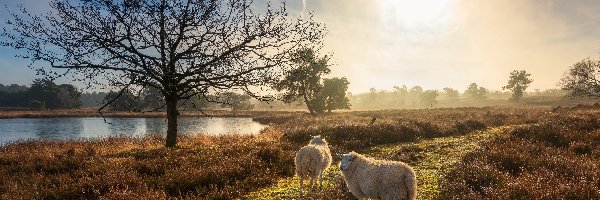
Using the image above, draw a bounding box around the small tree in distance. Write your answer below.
[465,83,487,100]
[443,87,459,99]
[503,70,533,103]
[560,57,600,98]
[409,86,424,105]
[219,92,254,113]
[421,90,438,107]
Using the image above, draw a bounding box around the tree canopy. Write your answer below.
[560,57,600,98]
[322,77,351,113]
[421,90,439,107]
[503,70,533,103]
[2,0,325,147]
[275,48,351,114]
[275,48,330,114]
[443,87,459,99]
[465,83,487,100]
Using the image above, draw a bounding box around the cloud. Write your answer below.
[310,0,600,93]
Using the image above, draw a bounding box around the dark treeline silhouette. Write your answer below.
[0,79,308,111]
[0,79,81,109]
[81,92,108,108]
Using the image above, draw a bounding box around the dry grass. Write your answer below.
[0,127,295,199]
[438,112,600,199]
[256,107,548,153]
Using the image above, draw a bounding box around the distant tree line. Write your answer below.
[348,84,566,110]
[0,78,302,111]
[0,79,81,109]
[4,66,579,111]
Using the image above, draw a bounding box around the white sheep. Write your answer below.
[339,151,417,200]
[295,135,332,195]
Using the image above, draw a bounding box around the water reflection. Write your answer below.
[33,118,83,140]
[145,118,166,136]
[0,117,266,145]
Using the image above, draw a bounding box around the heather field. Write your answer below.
[438,110,600,199]
[1,106,599,199]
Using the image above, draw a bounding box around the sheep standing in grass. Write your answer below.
[339,151,417,200]
[295,135,332,195]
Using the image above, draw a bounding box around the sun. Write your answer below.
[380,0,454,32]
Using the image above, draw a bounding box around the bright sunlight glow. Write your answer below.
[380,0,454,32]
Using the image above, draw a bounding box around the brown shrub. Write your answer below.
[439,113,600,200]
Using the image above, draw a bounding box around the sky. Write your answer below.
[1,0,600,93]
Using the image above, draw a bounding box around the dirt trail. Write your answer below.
[244,126,511,200]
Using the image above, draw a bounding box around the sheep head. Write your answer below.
[339,153,355,170]
[309,135,327,145]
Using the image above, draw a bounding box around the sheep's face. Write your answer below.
[309,135,325,145]
[339,154,354,171]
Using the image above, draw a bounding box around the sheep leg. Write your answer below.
[319,172,324,190]
[308,177,314,193]
[299,176,304,196]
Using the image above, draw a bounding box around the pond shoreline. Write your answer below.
[0,109,302,119]
[0,117,269,145]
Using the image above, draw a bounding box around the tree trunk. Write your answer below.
[303,94,315,114]
[165,97,179,147]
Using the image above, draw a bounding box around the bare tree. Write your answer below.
[2,0,325,147]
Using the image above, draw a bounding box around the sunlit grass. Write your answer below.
[438,113,600,199]
[244,126,512,200]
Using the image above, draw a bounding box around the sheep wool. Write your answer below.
[295,135,332,195]
[339,151,417,200]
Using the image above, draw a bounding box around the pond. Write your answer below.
[0,117,266,145]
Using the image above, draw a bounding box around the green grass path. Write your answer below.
[243,126,510,200]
